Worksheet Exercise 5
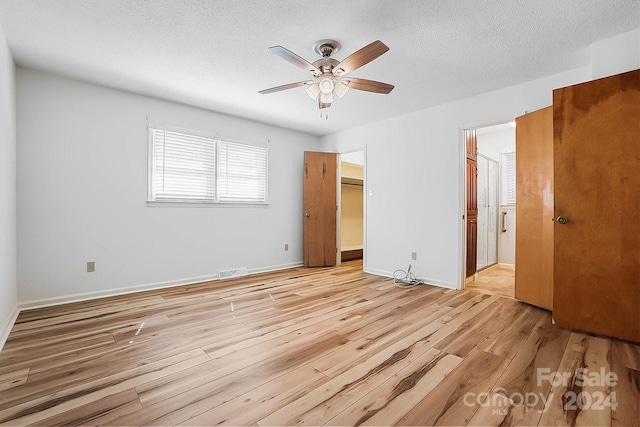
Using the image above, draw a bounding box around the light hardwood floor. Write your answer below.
[1,261,639,426]
[466,265,515,299]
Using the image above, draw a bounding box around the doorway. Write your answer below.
[464,123,516,298]
[339,149,365,268]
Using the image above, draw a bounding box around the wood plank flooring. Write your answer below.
[466,265,515,299]
[1,260,639,426]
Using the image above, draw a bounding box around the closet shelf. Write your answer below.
[341,176,363,185]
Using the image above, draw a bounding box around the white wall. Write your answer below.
[477,128,515,163]
[592,28,640,79]
[17,68,320,305]
[0,23,17,347]
[341,151,364,166]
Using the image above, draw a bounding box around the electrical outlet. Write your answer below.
[411,252,417,261]
[284,243,289,251]
[87,261,95,272]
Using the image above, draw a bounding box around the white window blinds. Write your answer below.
[152,129,216,201]
[217,141,268,203]
[149,127,268,204]
[504,151,516,204]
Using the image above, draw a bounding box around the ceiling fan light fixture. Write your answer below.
[320,91,334,104]
[333,81,349,99]
[319,77,334,94]
[305,83,320,100]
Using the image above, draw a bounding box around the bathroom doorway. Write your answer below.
[465,123,515,298]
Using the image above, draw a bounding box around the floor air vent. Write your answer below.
[218,267,248,280]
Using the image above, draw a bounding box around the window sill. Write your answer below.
[147,200,269,208]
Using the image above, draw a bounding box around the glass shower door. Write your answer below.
[476,155,499,270]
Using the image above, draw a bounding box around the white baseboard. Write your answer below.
[498,263,515,270]
[364,267,393,278]
[18,261,304,312]
[248,262,303,275]
[364,268,457,290]
[0,305,20,353]
[421,277,458,290]
[18,274,218,311]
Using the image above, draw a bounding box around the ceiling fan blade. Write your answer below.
[343,78,395,94]
[333,40,389,75]
[269,46,321,75]
[259,81,310,94]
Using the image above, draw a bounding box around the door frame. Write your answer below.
[338,146,367,270]
[459,120,516,290]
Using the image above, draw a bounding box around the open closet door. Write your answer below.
[514,106,554,310]
[553,69,640,342]
[303,152,337,267]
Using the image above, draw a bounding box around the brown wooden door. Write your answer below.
[553,69,640,342]
[465,129,478,277]
[303,152,337,267]
[466,215,478,278]
[514,106,554,310]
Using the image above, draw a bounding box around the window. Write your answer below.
[149,127,268,204]
[217,140,268,203]
[151,129,217,202]
[503,151,516,204]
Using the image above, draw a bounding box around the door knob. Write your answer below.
[557,216,568,224]
[305,212,310,218]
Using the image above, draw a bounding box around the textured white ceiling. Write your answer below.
[0,0,638,136]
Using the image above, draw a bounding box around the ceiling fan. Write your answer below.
[259,39,395,109]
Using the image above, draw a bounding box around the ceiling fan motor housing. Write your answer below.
[312,57,339,74]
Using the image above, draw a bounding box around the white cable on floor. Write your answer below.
[393,264,424,288]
